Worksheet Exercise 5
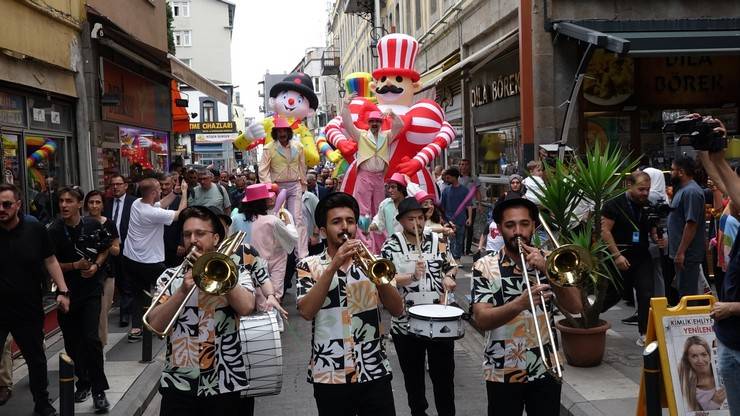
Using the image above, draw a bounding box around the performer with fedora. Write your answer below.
[258,117,308,258]
[296,192,403,416]
[380,197,458,416]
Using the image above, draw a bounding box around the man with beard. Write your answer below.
[0,184,69,416]
[122,178,188,342]
[296,192,403,416]
[601,171,655,346]
[668,156,707,297]
[459,159,482,256]
[159,174,183,267]
[259,117,308,258]
[146,206,256,415]
[47,187,111,412]
[104,174,136,327]
[380,197,458,416]
[471,198,582,415]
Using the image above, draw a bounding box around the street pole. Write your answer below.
[59,352,75,416]
[643,341,662,416]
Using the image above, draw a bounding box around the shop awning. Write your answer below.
[171,80,190,133]
[169,55,229,104]
[553,22,740,56]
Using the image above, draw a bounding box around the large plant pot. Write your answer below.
[555,319,611,367]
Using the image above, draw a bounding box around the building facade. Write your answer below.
[172,0,238,171]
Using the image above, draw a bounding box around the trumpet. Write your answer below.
[516,236,562,381]
[340,233,396,286]
[143,230,246,337]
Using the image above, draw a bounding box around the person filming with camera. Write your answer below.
[601,171,657,347]
[673,113,740,413]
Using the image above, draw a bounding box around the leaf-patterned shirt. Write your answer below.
[471,249,556,383]
[156,255,255,397]
[296,249,392,384]
[380,231,456,335]
[238,243,270,288]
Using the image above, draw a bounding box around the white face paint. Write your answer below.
[271,90,312,120]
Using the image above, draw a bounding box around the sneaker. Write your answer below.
[636,335,646,347]
[127,329,142,343]
[93,392,110,414]
[74,387,91,403]
[621,313,639,326]
[33,400,57,416]
[0,386,11,405]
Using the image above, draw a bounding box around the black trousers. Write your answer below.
[619,256,654,335]
[57,295,109,393]
[0,307,49,408]
[121,256,166,330]
[313,376,396,416]
[159,389,254,416]
[486,377,561,416]
[111,254,133,323]
[464,209,476,254]
[391,333,455,416]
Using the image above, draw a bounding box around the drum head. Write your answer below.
[408,304,464,319]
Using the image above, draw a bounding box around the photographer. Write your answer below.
[677,114,740,413]
[601,171,655,346]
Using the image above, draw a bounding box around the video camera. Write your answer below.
[77,227,114,254]
[642,199,671,238]
[662,115,727,152]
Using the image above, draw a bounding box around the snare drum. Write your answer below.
[239,310,283,397]
[407,304,465,340]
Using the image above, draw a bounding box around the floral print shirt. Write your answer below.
[296,249,392,384]
[156,256,254,397]
[380,231,456,335]
[471,249,556,383]
[238,243,270,287]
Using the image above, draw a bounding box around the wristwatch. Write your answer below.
[56,290,70,298]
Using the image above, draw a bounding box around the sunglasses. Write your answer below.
[0,201,16,209]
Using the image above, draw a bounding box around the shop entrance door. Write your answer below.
[0,131,23,187]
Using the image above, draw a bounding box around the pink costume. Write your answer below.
[325,34,456,202]
[250,213,297,309]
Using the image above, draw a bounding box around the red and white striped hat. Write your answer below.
[373,34,420,82]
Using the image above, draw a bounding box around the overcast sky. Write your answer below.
[230,0,329,117]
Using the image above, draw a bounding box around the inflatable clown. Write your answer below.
[324,34,456,202]
[234,73,320,167]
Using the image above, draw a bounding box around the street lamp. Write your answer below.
[338,85,346,98]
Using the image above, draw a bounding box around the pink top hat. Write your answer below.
[414,190,433,204]
[273,116,291,129]
[387,172,407,187]
[367,111,383,121]
[242,183,275,203]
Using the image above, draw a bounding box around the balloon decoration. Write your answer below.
[119,135,165,170]
[272,188,287,215]
[25,137,57,192]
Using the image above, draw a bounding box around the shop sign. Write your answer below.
[102,59,171,131]
[637,56,740,106]
[0,92,25,126]
[189,121,236,134]
[195,132,237,143]
[471,72,520,107]
[174,145,187,153]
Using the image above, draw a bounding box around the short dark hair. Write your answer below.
[315,192,359,228]
[0,183,21,200]
[626,171,650,186]
[492,197,540,225]
[673,156,696,178]
[444,167,460,178]
[58,186,84,202]
[109,174,125,184]
[179,206,225,242]
[84,190,104,209]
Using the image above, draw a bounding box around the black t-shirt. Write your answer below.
[715,238,740,350]
[47,218,107,301]
[0,216,54,321]
[602,193,651,261]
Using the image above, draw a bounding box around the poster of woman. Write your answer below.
[664,315,729,415]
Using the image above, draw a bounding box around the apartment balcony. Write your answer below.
[321,48,341,76]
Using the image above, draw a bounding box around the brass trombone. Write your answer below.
[143,231,247,337]
[341,233,396,286]
[537,214,593,287]
[516,236,563,380]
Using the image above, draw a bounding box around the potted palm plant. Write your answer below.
[531,142,638,366]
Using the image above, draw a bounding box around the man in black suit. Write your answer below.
[306,173,325,198]
[103,174,136,327]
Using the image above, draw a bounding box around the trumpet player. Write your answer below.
[296,192,403,416]
[380,197,458,416]
[471,198,582,416]
[146,206,255,416]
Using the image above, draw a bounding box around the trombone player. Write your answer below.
[146,206,256,415]
[471,198,582,416]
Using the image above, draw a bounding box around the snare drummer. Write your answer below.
[471,198,582,416]
[296,192,404,416]
[146,206,256,416]
[380,197,458,416]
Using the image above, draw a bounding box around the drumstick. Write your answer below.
[413,218,422,257]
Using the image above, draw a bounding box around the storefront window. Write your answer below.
[1,133,20,185]
[584,113,631,150]
[119,126,169,178]
[476,124,520,176]
[25,135,73,207]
